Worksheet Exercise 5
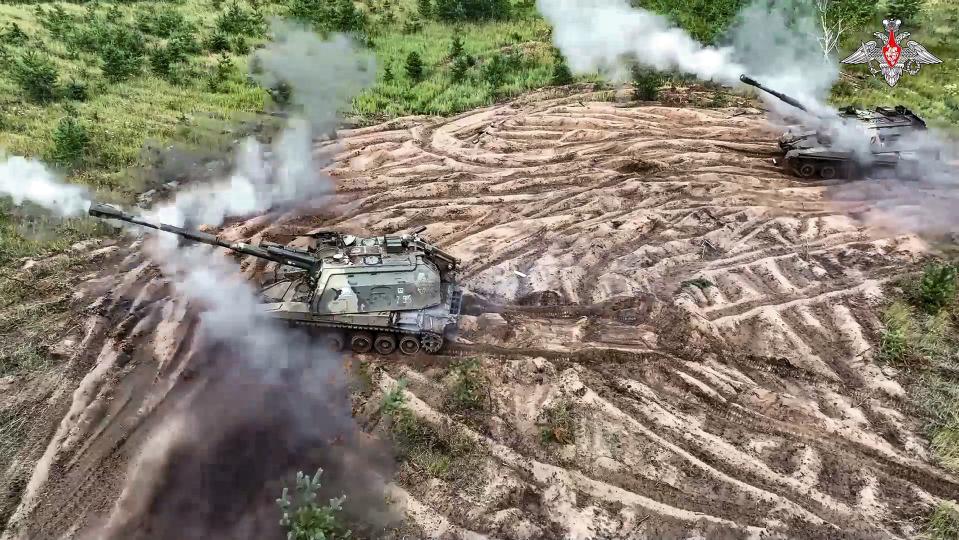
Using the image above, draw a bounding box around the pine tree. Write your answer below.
[417,0,432,19]
[551,56,573,86]
[333,0,364,32]
[449,33,464,60]
[887,0,923,23]
[451,55,469,83]
[405,51,424,82]
[631,64,662,101]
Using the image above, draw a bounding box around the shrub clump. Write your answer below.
[444,359,488,413]
[13,51,59,103]
[404,51,424,83]
[276,469,351,540]
[632,65,664,101]
[539,400,577,445]
[49,115,90,168]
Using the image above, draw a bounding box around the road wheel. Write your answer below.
[351,331,373,354]
[374,333,397,355]
[819,165,837,179]
[798,163,817,178]
[399,335,420,355]
[420,332,443,354]
[320,332,344,352]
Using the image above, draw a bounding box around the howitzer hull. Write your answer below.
[262,285,463,355]
[89,202,464,355]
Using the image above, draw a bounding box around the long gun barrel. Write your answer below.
[739,74,809,113]
[88,203,318,271]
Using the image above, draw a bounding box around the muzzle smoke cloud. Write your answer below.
[1,19,390,540]
[90,19,392,540]
[0,155,91,217]
[150,21,375,230]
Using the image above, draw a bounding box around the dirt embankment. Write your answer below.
[1,87,955,540]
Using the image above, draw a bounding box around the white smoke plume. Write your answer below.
[0,155,91,217]
[92,20,388,539]
[149,20,375,231]
[537,0,836,109]
[538,0,746,84]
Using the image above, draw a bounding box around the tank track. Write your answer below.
[287,320,445,355]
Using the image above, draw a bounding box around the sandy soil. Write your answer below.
[2,86,956,540]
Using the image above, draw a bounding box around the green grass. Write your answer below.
[380,380,484,482]
[878,263,959,536]
[926,500,959,540]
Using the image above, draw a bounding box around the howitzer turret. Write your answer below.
[89,202,463,355]
[738,73,934,180]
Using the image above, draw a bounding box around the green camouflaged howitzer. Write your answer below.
[89,203,463,354]
[740,74,936,180]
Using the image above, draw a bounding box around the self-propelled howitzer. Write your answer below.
[739,74,934,180]
[89,203,463,355]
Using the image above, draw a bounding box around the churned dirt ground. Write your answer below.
[2,85,957,539]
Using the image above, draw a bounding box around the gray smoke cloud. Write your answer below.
[91,20,392,540]
[0,20,390,539]
[0,155,91,217]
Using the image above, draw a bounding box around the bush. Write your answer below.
[204,31,231,53]
[276,469,351,540]
[207,53,236,92]
[99,26,146,82]
[914,264,958,315]
[216,1,262,35]
[450,55,469,83]
[434,0,510,22]
[101,47,142,82]
[136,7,188,37]
[888,0,924,23]
[64,79,88,101]
[448,34,464,60]
[169,31,202,57]
[332,0,365,32]
[50,116,89,168]
[3,23,29,46]
[383,64,394,83]
[405,51,424,82]
[632,65,663,101]
[481,53,506,89]
[551,54,573,86]
[13,51,59,103]
[288,0,332,26]
[36,4,73,39]
[445,359,487,413]
[539,401,576,445]
[232,35,250,54]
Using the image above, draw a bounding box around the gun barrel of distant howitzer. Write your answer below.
[88,203,317,271]
[739,74,809,113]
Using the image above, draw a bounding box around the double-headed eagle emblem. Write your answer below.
[841,19,941,87]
